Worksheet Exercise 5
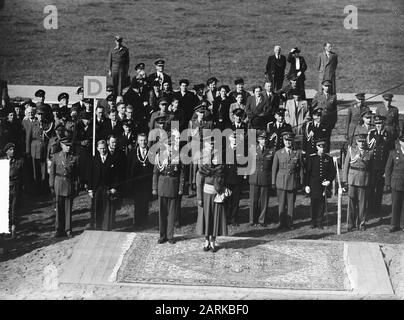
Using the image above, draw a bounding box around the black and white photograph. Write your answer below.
[0,0,403,304]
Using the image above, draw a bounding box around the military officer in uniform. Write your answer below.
[367,116,392,218]
[3,143,24,239]
[58,92,70,119]
[352,110,374,142]
[311,80,337,153]
[49,137,79,237]
[224,132,245,226]
[302,108,328,158]
[26,105,54,194]
[34,89,46,107]
[342,134,373,231]
[384,134,404,232]
[249,131,275,226]
[152,134,185,244]
[108,35,130,95]
[305,139,336,228]
[272,132,304,230]
[376,93,399,142]
[266,108,293,151]
[346,93,370,145]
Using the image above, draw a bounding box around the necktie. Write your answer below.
[102,156,105,163]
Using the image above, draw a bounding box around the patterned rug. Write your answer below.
[115,234,349,291]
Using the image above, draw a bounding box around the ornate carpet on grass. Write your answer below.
[116,233,349,291]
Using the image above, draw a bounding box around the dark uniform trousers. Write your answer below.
[272,148,304,228]
[153,157,185,241]
[248,146,274,224]
[228,184,241,223]
[384,148,404,229]
[49,152,79,234]
[343,146,373,229]
[306,154,336,227]
[368,129,391,216]
[56,195,73,233]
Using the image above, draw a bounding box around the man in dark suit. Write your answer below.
[173,79,199,126]
[272,132,304,230]
[127,133,153,228]
[104,109,123,137]
[212,85,232,130]
[287,47,307,99]
[108,35,130,95]
[147,59,172,90]
[384,134,404,232]
[249,131,275,226]
[49,137,79,237]
[94,105,110,142]
[265,45,287,91]
[107,134,126,226]
[262,81,281,122]
[305,138,336,228]
[88,140,118,231]
[245,85,270,129]
[317,42,338,94]
[266,108,293,151]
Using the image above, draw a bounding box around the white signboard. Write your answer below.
[0,159,10,234]
[83,76,107,99]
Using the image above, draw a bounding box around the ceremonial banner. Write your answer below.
[0,159,10,233]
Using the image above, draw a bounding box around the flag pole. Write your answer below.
[92,98,97,156]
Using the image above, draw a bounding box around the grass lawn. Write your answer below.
[0,0,403,94]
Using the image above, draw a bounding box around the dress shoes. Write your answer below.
[203,244,210,252]
[389,227,401,233]
[259,223,267,227]
[168,239,176,244]
[157,238,167,244]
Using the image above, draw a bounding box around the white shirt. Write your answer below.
[295,57,300,70]
[101,155,106,163]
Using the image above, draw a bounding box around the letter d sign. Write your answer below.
[84,76,107,99]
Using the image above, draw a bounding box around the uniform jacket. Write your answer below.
[284,99,309,135]
[368,128,392,170]
[342,146,373,186]
[305,153,336,198]
[109,46,129,72]
[346,104,370,139]
[303,121,328,155]
[27,120,54,159]
[385,147,404,191]
[286,53,307,81]
[249,145,274,186]
[272,148,304,190]
[311,92,337,127]
[88,153,117,191]
[375,104,400,138]
[7,157,23,194]
[49,151,79,197]
[147,72,172,89]
[152,150,185,198]
[223,146,246,186]
[118,132,136,155]
[266,121,293,150]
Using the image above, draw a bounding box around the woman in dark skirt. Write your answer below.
[195,141,230,252]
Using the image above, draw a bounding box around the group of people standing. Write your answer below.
[1,37,403,247]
